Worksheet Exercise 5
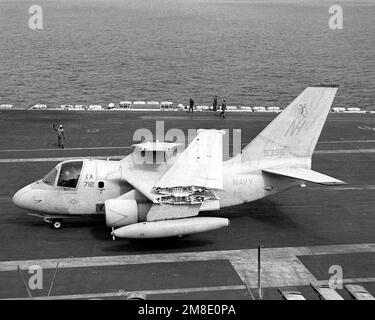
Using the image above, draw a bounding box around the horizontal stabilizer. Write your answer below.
[262,167,346,185]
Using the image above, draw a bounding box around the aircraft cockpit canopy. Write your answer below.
[42,161,83,189]
[42,167,58,186]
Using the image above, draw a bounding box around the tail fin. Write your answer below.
[238,86,338,163]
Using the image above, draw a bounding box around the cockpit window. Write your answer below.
[57,161,83,189]
[42,167,58,186]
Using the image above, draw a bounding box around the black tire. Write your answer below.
[51,219,63,230]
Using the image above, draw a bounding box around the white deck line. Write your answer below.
[318,140,375,144]
[1,243,374,293]
[0,139,373,153]
[316,277,375,286]
[314,149,375,154]
[1,148,375,163]
[0,146,131,153]
[2,285,247,300]
[0,156,124,163]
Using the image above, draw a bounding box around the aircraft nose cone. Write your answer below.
[12,185,32,209]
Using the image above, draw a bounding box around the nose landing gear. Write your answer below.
[29,214,65,229]
[52,219,63,229]
[47,219,63,229]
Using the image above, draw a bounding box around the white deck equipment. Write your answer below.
[310,284,344,300]
[345,284,375,300]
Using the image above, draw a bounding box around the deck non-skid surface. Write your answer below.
[1,111,374,299]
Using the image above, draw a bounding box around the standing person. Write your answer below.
[53,123,65,149]
[212,95,218,111]
[220,99,227,118]
[189,97,194,113]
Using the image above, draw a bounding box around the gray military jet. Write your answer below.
[13,86,345,238]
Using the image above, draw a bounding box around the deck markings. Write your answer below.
[3,279,375,300]
[1,148,375,163]
[0,156,124,163]
[1,243,374,293]
[3,285,248,300]
[310,185,375,191]
[315,277,375,286]
[0,139,374,153]
[0,146,131,153]
[318,140,375,144]
[314,149,375,154]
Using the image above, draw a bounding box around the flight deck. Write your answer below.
[0,110,374,300]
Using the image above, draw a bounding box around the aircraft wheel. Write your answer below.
[51,219,63,230]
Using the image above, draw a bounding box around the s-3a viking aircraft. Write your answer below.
[13,86,345,239]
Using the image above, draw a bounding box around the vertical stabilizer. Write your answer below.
[237,86,338,164]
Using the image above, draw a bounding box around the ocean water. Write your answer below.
[0,0,374,109]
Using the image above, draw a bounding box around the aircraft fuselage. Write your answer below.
[13,157,301,220]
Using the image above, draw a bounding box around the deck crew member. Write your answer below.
[53,123,65,149]
[220,99,227,118]
[213,95,218,111]
[189,97,194,112]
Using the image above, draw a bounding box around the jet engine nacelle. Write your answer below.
[105,199,138,228]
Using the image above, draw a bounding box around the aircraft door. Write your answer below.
[79,159,97,213]
[96,180,106,213]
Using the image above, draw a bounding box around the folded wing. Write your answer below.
[154,129,225,189]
